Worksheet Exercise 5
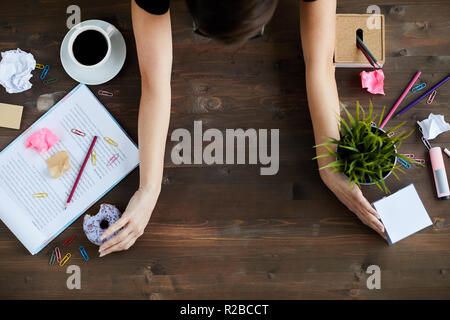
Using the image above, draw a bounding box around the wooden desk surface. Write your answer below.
[0,0,449,299]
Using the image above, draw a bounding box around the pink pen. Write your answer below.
[429,147,450,200]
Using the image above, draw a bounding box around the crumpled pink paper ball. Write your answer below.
[25,128,59,153]
[360,69,385,95]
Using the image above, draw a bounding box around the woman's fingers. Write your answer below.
[99,233,137,257]
[101,215,130,241]
[99,227,132,253]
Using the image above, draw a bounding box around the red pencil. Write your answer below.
[65,136,98,209]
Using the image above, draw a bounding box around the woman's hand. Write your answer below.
[320,169,386,238]
[98,186,160,257]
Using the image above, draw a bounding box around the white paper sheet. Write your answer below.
[0,84,139,254]
[417,113,450,140]
[373,184,432,244]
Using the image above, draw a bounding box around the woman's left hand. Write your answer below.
[98,186,160,257]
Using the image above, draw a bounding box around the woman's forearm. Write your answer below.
[305,63,340,171]
[137,83,171,193]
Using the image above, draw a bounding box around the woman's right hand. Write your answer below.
[320,168,387,239]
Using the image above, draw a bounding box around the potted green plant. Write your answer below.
[314,101,420,193]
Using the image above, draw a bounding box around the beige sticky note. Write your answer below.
[46,151,71,178]
[0,102,23,129]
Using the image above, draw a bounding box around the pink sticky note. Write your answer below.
[25,128,59,153]
[360,69,385,95]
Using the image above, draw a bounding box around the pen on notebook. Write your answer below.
[394,75,450,118]
[65,135,98,209]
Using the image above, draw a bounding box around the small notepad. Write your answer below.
[373,184,432,244]
[0,102,23,129]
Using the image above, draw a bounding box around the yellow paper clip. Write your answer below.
[33,192,48,198]
[91,150,97,166]
[59,253,71,266]
[35,63,45,69]
[104,137,118,147]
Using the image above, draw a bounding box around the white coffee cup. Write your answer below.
[68,24,115,68]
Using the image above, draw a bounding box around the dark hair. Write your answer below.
[185,0,279,44]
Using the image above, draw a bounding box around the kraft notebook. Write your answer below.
[0,84,139,254]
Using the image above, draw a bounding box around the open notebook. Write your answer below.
[0,84,139,254]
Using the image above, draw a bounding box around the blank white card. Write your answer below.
[373,184,433,244]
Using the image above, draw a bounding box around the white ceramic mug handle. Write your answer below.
[105,25,115,38]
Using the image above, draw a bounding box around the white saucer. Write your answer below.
[60,20,126,85]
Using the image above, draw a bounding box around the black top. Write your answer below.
[135,0,170,15]
[135,0,317,15]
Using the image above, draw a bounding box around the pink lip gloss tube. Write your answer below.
[429,147,450,200]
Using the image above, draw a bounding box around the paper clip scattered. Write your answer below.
[401,153,414,159]
[106,153,119,166]
[71,129,86,137]
[427,90,437,104]
[35,63,45,69]
[387,131,396,138]
[98,90,113,97]
[49,251,56,265]
[398,157,411,169]
[63,234,76,247]
[33,192,48,198]
[79,246,89,262]
[40,65,50,79]
[413,158,426,165]
[59,253,71,267]
[43,78,57,85]
[104,137,118,147]
[411,82,426,93]
[55,247,62,263]
[91,150,97,166]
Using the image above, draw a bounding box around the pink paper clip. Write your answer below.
[427,90,437,104]
[71,129,86,137]
[402,153,414,159]
[413,158,426,165]
[63,234,76,247]
[55,246,61,263]
[106,153,119,166]
[98,90,113,97]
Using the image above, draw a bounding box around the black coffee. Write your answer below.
[72,30,108,66]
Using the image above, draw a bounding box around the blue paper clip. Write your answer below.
[411,82,426,93]
[79,246,89,262]
[398,157,411,169]
[40,65,50,79]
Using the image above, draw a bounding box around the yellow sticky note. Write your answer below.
[0,103,23,130]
